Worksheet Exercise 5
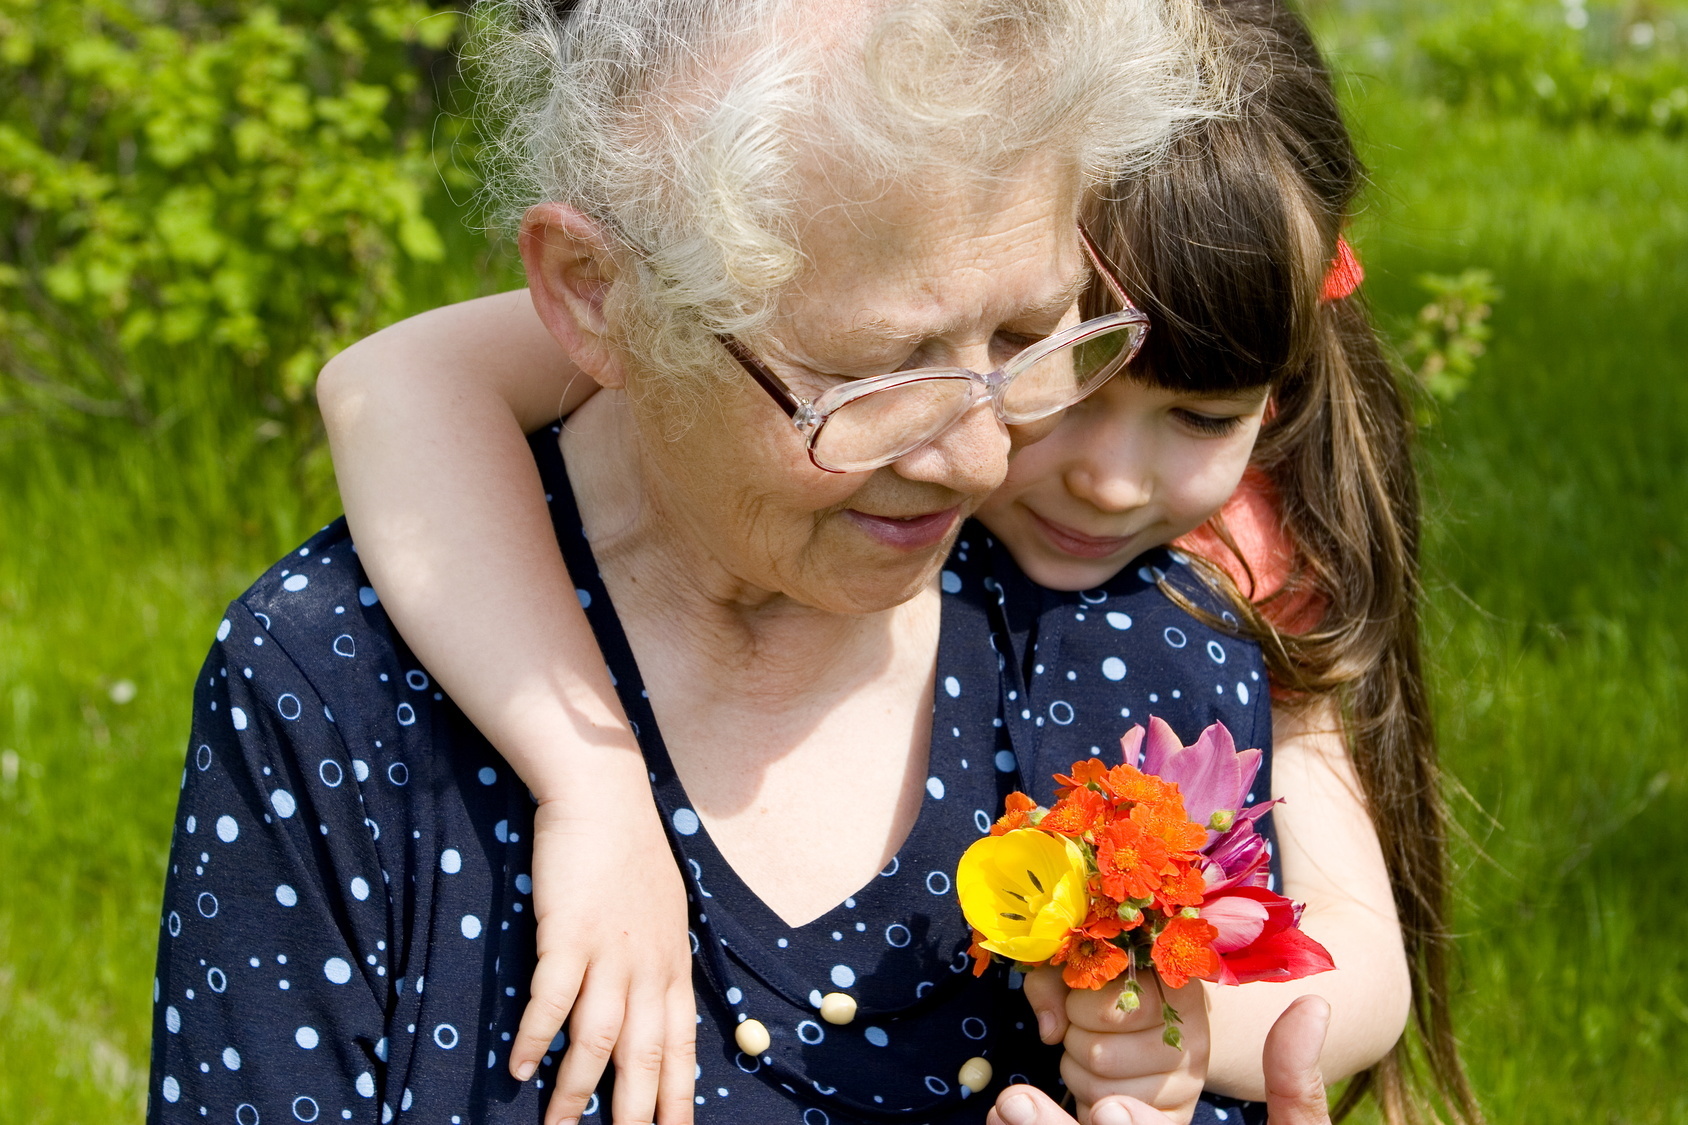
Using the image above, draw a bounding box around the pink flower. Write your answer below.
[1122,718,1268,842]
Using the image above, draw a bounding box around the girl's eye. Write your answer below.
[1172,409,1245,436]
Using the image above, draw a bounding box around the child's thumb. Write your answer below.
[1263,995,1332,1125]
[1021,965,1070,1044]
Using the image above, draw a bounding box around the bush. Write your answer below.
[1416,1,1688,138]
[0,0,467,426]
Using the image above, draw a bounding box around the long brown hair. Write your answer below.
[1085,2,1481,1121]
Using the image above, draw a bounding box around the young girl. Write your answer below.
[316,3,1476,1123]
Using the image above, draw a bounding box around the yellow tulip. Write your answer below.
[956,829,1090,963]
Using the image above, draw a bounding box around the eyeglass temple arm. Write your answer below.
[1076,222,1141,314]
[719,335,802,420]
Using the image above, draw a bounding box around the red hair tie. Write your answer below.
[1320,237,1364,302]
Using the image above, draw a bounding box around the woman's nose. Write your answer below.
[891,397,1010,497]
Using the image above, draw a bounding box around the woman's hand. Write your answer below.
[1023,967,1210,1123]
[988,995,1331,1125]
[515,797,697,1125]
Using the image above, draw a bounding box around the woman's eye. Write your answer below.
[1172,409,1244,436]
[992,331,1046,362]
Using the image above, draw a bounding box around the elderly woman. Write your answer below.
[147,1,1260,1122]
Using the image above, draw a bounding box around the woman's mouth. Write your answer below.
[1028,509,1135,559]
[845,507,961,551]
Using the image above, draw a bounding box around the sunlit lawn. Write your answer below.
[3,58,1686,1125]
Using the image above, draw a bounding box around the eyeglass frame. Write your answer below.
[716,223,1149,474]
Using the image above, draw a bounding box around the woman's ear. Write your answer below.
[520,203,629,390]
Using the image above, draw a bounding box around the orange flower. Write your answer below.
[992,791,1038,836]
[1095,817,1172,902]
[1152,862,1207,913]
[1104,763,1187,815]
[1054,758,1115,799]
[1038,786,1109,837]
[1058,932,1132,990]
[1151,916,1222,989]
[967,929,992,977]
[1132,803,1208,856]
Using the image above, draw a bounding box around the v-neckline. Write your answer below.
[540,430,975,933]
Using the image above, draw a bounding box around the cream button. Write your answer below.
[819,992,857,1025]
[734,1018,770,1056]
[958,1056,993,1094]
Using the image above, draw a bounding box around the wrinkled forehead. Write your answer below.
[767,154,1090,356]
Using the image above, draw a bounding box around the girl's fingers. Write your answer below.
[607,983,670,1125]
[510,950,587,1081]
[1022,965,1072,1044]
[1059,1026,1205,1122]
[546,987,628,1125]
[655,980,699,1125]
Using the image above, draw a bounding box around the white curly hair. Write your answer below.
[473,0,1219,377]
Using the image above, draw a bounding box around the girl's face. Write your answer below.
[975,375,1269,591]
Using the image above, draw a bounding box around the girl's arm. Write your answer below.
[317,291,696,1125]
[1201,695,1411,1098]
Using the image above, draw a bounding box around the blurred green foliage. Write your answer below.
[0,0,467,425]
[1404,268,1501,415]
[1416,1,1688,135]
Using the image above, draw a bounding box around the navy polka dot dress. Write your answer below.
[149,429,1273,1124]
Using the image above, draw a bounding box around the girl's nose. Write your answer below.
[1064,440,1152,513]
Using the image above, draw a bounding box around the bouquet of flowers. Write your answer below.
[956,718,1335,1046]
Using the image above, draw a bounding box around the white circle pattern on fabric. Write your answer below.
[157,493,1270,1122]
[323,957,352,984]
[1163,626,1188,648]
[1101,657,1126,681]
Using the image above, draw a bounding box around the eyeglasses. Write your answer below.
[719,224,1148,474]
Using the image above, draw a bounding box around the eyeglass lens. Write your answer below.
[809,321,1140,472]
[998,321,1139,423]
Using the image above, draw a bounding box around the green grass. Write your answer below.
[3,58,1687,1125]
[1337,66,1688,1123]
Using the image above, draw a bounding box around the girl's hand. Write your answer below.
[1023,967,1211,1124]
[989,996,1331,1125]
[514,797,696,1125]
